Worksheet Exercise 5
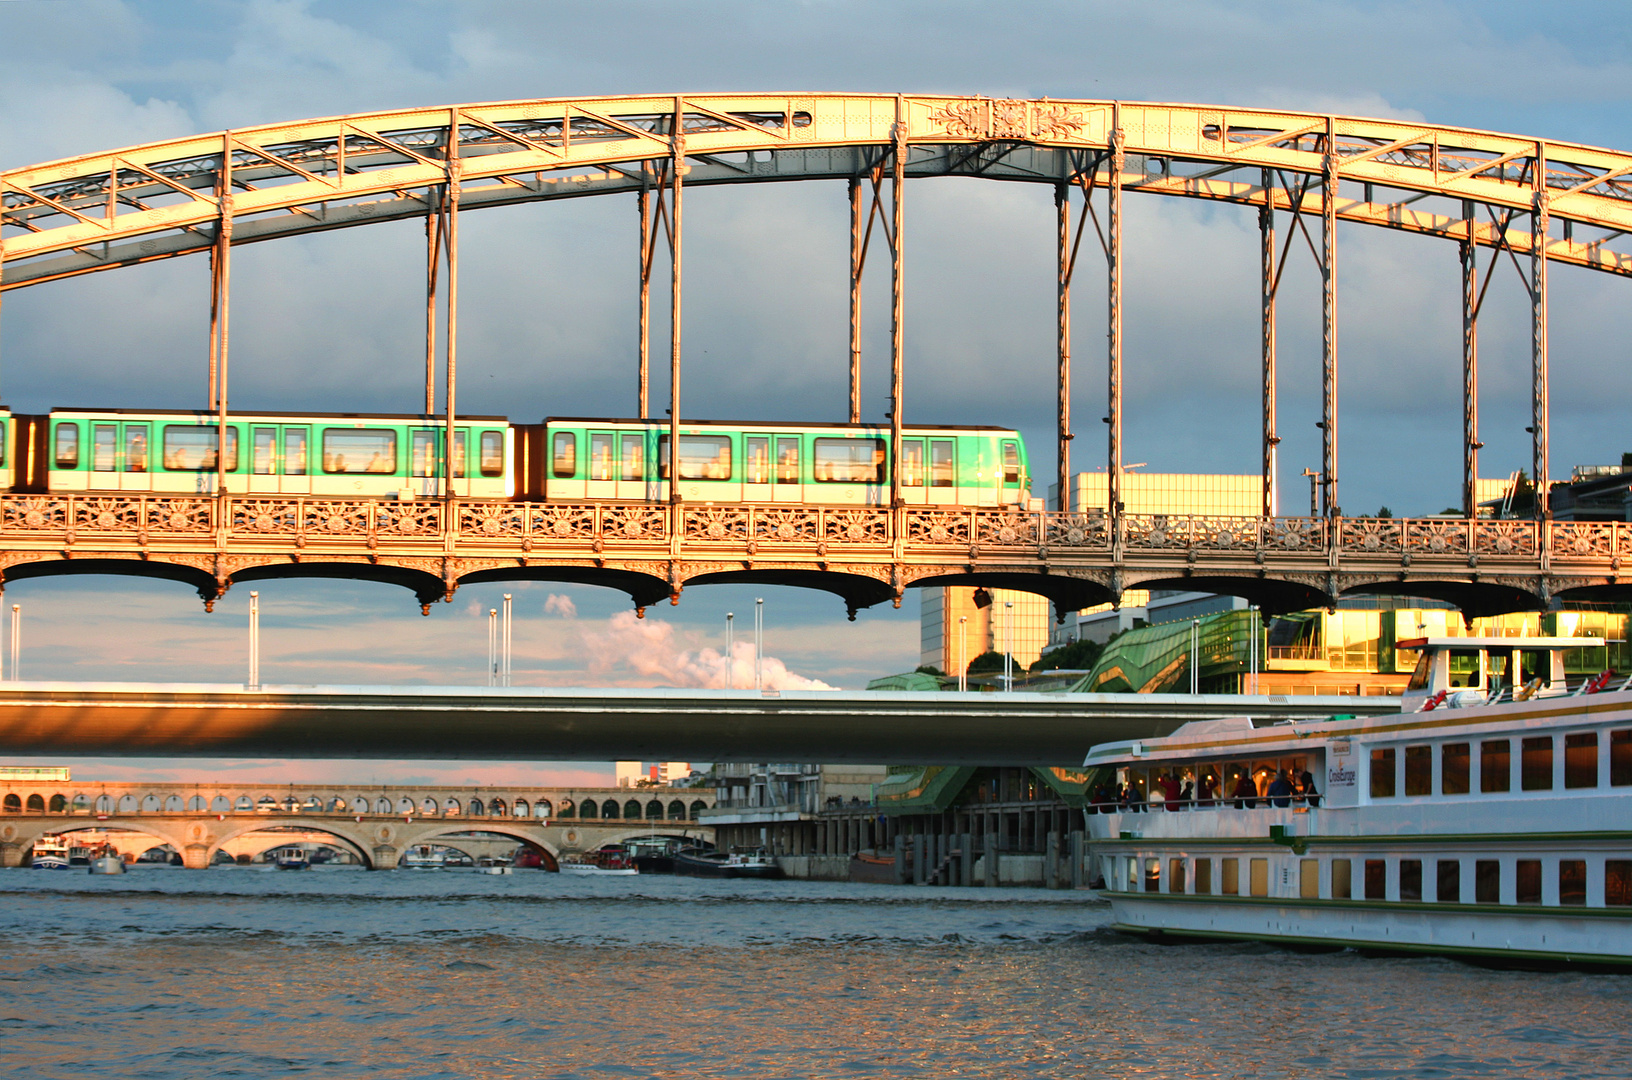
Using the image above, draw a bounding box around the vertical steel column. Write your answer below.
[1056,182,1072,513]
[888,97,905,510]
[214,133,234,498]
[1320,120,1339,518]
[638,175,651,418]
[849,175,863,424]
[444,111,460,503]
[1260,171,1279,519]
[1531,143,1550,520]
[1461,201,1480,519]
[1106,115,1124,533]
[424,187,441,416]
[669,98,684,514]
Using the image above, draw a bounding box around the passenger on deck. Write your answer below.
[1232,774,1258,809]
[1159,772,1182,810]
[1197,773,1218,807]
[1299,770,1321,808]
[1268,770,1294,808]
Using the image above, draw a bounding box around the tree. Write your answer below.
[915,664,945,677]
[1030,637,1104,673]
[1375,506,1393,519]
[966,650,1011,675]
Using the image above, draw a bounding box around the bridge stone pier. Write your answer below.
[0,781,714,869]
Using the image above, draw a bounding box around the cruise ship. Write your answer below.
[1083,636,1632,967]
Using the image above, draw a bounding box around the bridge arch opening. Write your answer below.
[210,820,376,869]
[24,794,43,813]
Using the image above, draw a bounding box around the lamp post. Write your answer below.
[501,593,512,687]
[1249,605,1259,695]
[1190,618,1201,695]
[248,591,260,690]
[9,604,17,682]
[754,597,764,691]
[487,608,497,687]
[1004,600,1014,693]
[958,615,968,693]
[726,612,734,689]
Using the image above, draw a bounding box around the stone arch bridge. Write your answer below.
[0,781,714,869]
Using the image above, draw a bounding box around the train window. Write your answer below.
[813,438,885,483]
[589,433,613,481]
[163,426,238,471]
[1565,732,1598,788]
[1002,440,1020,484]
[480,431,505,478]
[320,429,396,474]
[745,437,770,484]
[930,439,955,487]
[93,425,117,471]
[411,431,437,478]
[619,434,644,481]
[451,430,467,479]
[1521,736,1553,790]
[657,435,733,481]
[1481,739,1511,792]
[900,440,923,487]
[775,437,799,484]
[252,428,276,475]
[552,432,576,478]
[284,429,307,475]
[124,427,148,473]
[53,424,79,469]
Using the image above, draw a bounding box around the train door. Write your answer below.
[586,430,616,499]
[899,438,926,505]
[249,426,279,494]
[1001,439,1023,505]
[119,423,151,492]
[616,431,647,501]
[928,438,956,505]
[773,435,801,503]
[410,428,439,497]
[450,429,470,498]
[744,435,772,503]
[90,423,118,491]
[281,426,311,494]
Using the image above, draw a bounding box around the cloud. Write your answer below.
[544,594,577,618]
[581,611,837,691]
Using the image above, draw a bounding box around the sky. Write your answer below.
[1,0,1631,785]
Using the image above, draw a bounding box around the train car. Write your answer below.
[536,419,1032,506]
[42,410,514,499]
[0,408,12,492]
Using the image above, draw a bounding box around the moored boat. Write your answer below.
[28,833,70,870]
[1084,635,1632,968]
[674,847,783,879]
[559,847,639,875]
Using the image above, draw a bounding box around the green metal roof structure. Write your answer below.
[1071,609,1259,694]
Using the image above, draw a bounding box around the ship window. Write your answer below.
[930,439,955,487]
[1406,651,1431,691]
[1481,740,1511,793]
[813,437,885,484]
[1400,859,1422,901]
[1194,858,1212,894]
[480,431,505,477]
[1518,649,1552,688]
[1437,859,1461,903]
[1442,742,1470,795]
[1404,745,1431,796]
[1300,859,1319,899]
[1248,858,1268,897]
[1564,732,1598,788]
[1168,858,1186,893]
[320,430,395,474]
[1370,747,1396,798]
[1560,860,1587,906]
[1606,860,1632,906]
[1521,736,1554,790]
[1331,858,1352,899]
[1143,858,1160,892]
[552,432,576,478]
[1447,648,1482,689]
[1612,730,1632,786]
[1516,859,1542,904]
[1476,860,1500,904]
[745,437,769,484]
[1221,857,1239,895]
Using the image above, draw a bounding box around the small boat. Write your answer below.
[559,847,639,875]
[273,847,310,870]
[402,845,447,869]
[88,854,125,875]
[674,846,783,879]
[29,834,71,871]
[479,865,513,875]
[848,850,900,885]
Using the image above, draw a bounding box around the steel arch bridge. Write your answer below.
[3,93,1632,618]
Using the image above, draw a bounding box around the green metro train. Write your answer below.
[0,408,1035,507]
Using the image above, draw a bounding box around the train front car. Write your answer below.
[43,410,514,500]
[542,420,1031,507]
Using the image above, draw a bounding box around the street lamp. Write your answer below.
[9,604,18,682]
[754,598,764,691]
[1004,600,1014,693]
[1190,618,1201,695]
[726,612,734,689]
[248,591,260,691]
[958,615,968,693]
[501,593,512,687]
[1248,605,1260,695]
[487,608,498,687]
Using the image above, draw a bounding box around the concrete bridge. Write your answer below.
[0,780,714,869]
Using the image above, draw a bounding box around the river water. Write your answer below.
[1,866,1628,1078]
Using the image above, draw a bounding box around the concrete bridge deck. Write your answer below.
[0,682,1401,765]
